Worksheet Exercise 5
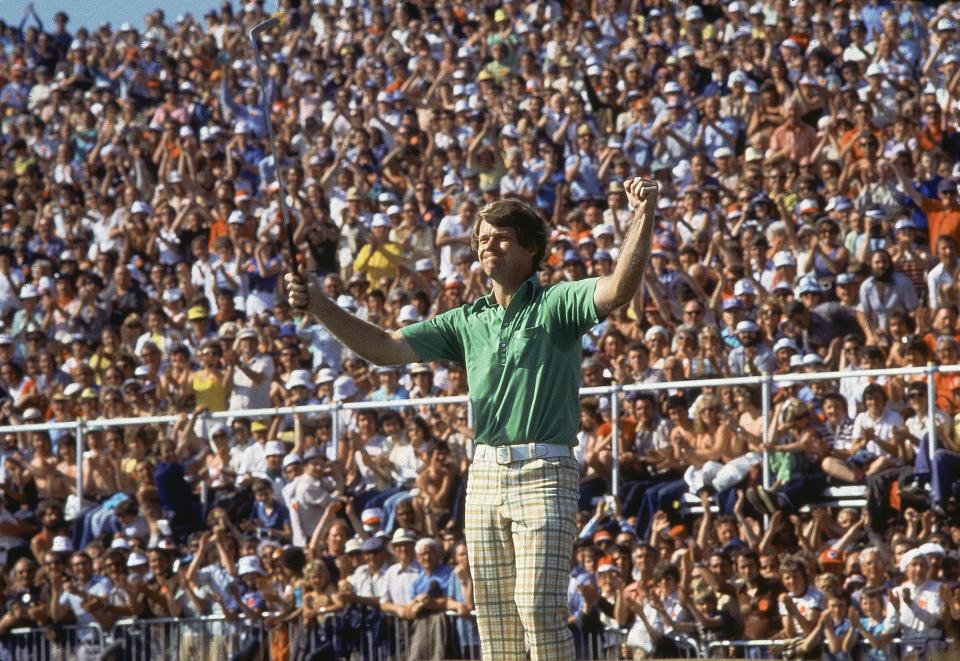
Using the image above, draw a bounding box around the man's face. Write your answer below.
[476,221,535,282]
[415,545,439,572]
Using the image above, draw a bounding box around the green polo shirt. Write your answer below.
[400,275,602,447]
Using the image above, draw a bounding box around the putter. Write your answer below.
[248,13,299,266]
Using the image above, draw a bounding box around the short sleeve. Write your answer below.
[400,307,465,364]
[543,277,602,339]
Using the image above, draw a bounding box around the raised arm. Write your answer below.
[286,273,419,365]
[594,178,657,317]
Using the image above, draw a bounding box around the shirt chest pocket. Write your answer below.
[509,325,551,369]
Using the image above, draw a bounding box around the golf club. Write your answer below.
[248,12,299,268]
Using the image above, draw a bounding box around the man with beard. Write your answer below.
[857,249,919,345]
[727,320,774,376]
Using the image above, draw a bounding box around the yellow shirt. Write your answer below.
[192,370,228,412]
[352,242,405,284]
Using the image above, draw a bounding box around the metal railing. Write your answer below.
[4,612,625,661]
[1,363,953,507]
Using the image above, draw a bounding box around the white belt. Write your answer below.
[474,443,573,465]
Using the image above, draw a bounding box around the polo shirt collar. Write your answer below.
[479,273,541,311]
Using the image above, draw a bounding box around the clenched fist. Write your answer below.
[624,177,659,215]
[285,271,320,312]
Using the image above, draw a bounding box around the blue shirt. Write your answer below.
[446,574,480,649]
[408,564,454,602]
[250,499,289,531]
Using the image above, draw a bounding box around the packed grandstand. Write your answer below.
[0,0,958,659]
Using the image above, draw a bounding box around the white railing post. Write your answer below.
[75,421,84,507]
[610,384,621,497]
[331,401,341,455]
[928,363,938,465]
[761,372,772,491]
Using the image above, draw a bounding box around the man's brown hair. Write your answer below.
[470,199,548,271]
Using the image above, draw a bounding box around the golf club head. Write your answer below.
[249,15,280,39]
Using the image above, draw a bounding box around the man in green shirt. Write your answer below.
[286,177,657,660]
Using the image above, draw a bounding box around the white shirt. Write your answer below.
[348,563,390,598]
[888,580,943,643]
[853,407,904,456]
[229,353,275,411]
[778,586,825,636]
[436,214,472,276]
[380,561,421,607]
[926,261,958,309]
[353,434,392,491]
[290,473,339,546]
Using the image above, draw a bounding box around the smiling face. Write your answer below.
[475,220,535,283]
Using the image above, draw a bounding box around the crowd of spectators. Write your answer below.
[1,0,960,658]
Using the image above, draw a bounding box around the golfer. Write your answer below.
[286,177,657,660]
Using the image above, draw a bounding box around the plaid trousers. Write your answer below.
[464,453,579,661]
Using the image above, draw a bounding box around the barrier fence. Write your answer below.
[3,612,627,661]
[1,363,952,506]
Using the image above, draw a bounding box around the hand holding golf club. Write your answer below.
[286,270,319,313]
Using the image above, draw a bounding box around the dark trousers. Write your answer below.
[636,480,688,539]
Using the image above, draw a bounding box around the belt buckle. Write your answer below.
[496,446,512,465]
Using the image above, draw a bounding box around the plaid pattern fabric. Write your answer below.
[464,454,580,661]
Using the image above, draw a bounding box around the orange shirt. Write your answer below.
[921,198,960,252]
[208,216,228,252]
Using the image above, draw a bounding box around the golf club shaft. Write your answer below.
[248,17,299,269]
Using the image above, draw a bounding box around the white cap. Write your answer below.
[713,146,733,159]
[370,214,392,228]
[334,375,358,401]
[442,173,462,188]
[919,542,946,557]
[592,223,615,238]
[361,507,385,530]
[802,354,824,366]
[397,304,421,323]
[51,536,74,554]
[728,70,748,86]
[237,555,265,575]
[167,170,183,183]
[644,325,669,342]
[733,279,756,296]
[798,198,820,213]
[663,81,682,95]
[773,251,796,267]
[336,295,357,311]
[677,45,694,59]
[284,369,313,390]
[63,383,83,397]
[736,320,759,334]
[19,283,38,298]
[131,201,151,215]
[773,338,799,353]
[265,440,286,457]
[414,258,434,272]
[315,368,337,384]
[938,18,957,32]
[500,124,520,140]
[127,552,148,568]
[685,6,704,20]
[391,528,418,544]
[899,547,927,573]
[865,63,883,77]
